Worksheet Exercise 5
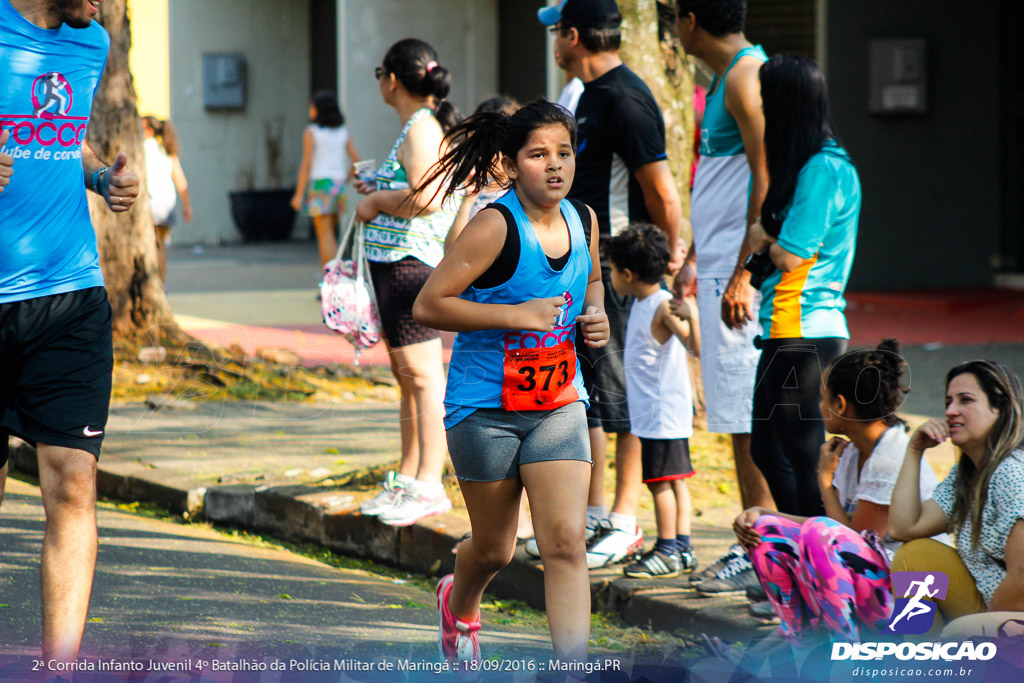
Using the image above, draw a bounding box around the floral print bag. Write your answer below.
[321,215,381,357]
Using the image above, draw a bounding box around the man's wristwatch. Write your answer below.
[89,166,111,196]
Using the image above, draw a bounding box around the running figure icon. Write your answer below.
[888,574,940,631]
[34,72,73,118]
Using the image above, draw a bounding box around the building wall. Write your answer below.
[340,0,499,175]
[827,1,1001,289]
[128,0,169,120]
[169,0,311,245]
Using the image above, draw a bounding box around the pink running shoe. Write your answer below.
[436,574,481,665]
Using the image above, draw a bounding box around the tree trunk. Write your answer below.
[87,0,182,347]
[619,0,695,233]
[619,1,705,417]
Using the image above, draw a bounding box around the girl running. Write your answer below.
[413,100,608,665]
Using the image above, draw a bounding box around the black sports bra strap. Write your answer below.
[568,198,593,250]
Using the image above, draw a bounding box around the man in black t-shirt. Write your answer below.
[539,0,685,571]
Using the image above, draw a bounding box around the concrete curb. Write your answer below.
[10,441,768,641]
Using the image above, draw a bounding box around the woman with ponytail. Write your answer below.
[413,100,608,666]
[353,39,461,527]
[732,339,946,645]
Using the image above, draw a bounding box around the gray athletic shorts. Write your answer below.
[446,402,592,482]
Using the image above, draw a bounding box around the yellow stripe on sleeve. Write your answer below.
[769,255,817,339]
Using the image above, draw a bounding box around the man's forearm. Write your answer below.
[735,173,769,272]
[82,142,109,192]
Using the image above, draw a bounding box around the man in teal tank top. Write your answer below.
[673,0,776,595]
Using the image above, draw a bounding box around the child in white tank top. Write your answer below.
[608,224,701,579]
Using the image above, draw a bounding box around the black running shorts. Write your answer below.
[639,437,695,483]
[0,287,114,469]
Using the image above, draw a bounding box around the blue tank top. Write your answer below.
[700,45,768,158]
[443,190,591,428]
[0,0,110,303]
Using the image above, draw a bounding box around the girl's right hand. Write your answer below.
[516,296,566,332]
[908,418,949,452]
[353,179,377,195]
[733,507,763,549]
[289,195,302,212]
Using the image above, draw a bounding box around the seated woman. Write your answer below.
[890,360,1024,629]
[733,339,945,644]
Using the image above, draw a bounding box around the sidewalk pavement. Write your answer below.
[6,397,777,642]
[6,397,960,645]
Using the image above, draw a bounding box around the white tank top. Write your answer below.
[624,289,694,439]
[309,124,350,182]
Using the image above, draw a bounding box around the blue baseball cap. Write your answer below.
[538,0,622,29]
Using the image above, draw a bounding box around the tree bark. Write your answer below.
[619,1,705,417]
[87,0,181,346]
[619,0,695,234]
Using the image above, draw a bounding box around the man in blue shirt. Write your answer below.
[0,0,140,664]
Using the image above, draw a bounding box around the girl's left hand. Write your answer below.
[355,195,378,223]
[818,436,847,483]
[748,219,776,254]
[733,507,763,549]
[577,306,609,348]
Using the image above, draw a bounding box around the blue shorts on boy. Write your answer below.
[623,289,695,482]
[443,190,593,480]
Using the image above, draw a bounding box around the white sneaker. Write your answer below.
[360,471,405,516]
[586,521,644,569]
[525,515,601,558]
[378,489,452,527]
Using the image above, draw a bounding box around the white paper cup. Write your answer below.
[353,159,376,183]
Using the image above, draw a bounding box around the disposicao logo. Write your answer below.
[888,571,948,635]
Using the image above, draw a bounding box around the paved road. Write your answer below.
[163,242,1024,415]
[0,477,564,681]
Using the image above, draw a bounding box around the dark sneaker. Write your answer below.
[689,543,745,585]
[678,546,698,574]
[748,599,781,624]
[695,553,759,595]
[746,582,767,602]
[623,548,680,578]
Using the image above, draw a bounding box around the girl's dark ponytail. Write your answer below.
[415,111,510,204]
[424,64,461,132]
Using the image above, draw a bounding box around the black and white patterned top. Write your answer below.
[931,449,1024,604]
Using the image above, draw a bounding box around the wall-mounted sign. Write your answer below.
[203,53,246,110]
[869,39,927,115]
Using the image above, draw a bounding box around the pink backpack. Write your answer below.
[321,216,381,359]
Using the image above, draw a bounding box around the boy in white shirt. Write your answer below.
[608,224,701,577]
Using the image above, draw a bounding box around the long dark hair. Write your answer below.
[416,99,577,203]
[824,338,907,427]
[381,38,460,132]
[142,115,179,157]
[759,55,841,237]
[945,360,1024,551]
[313,91,344,128]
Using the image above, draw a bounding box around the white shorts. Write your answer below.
[696,276,761,434]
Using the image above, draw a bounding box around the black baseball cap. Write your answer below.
[537,0,622,29]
